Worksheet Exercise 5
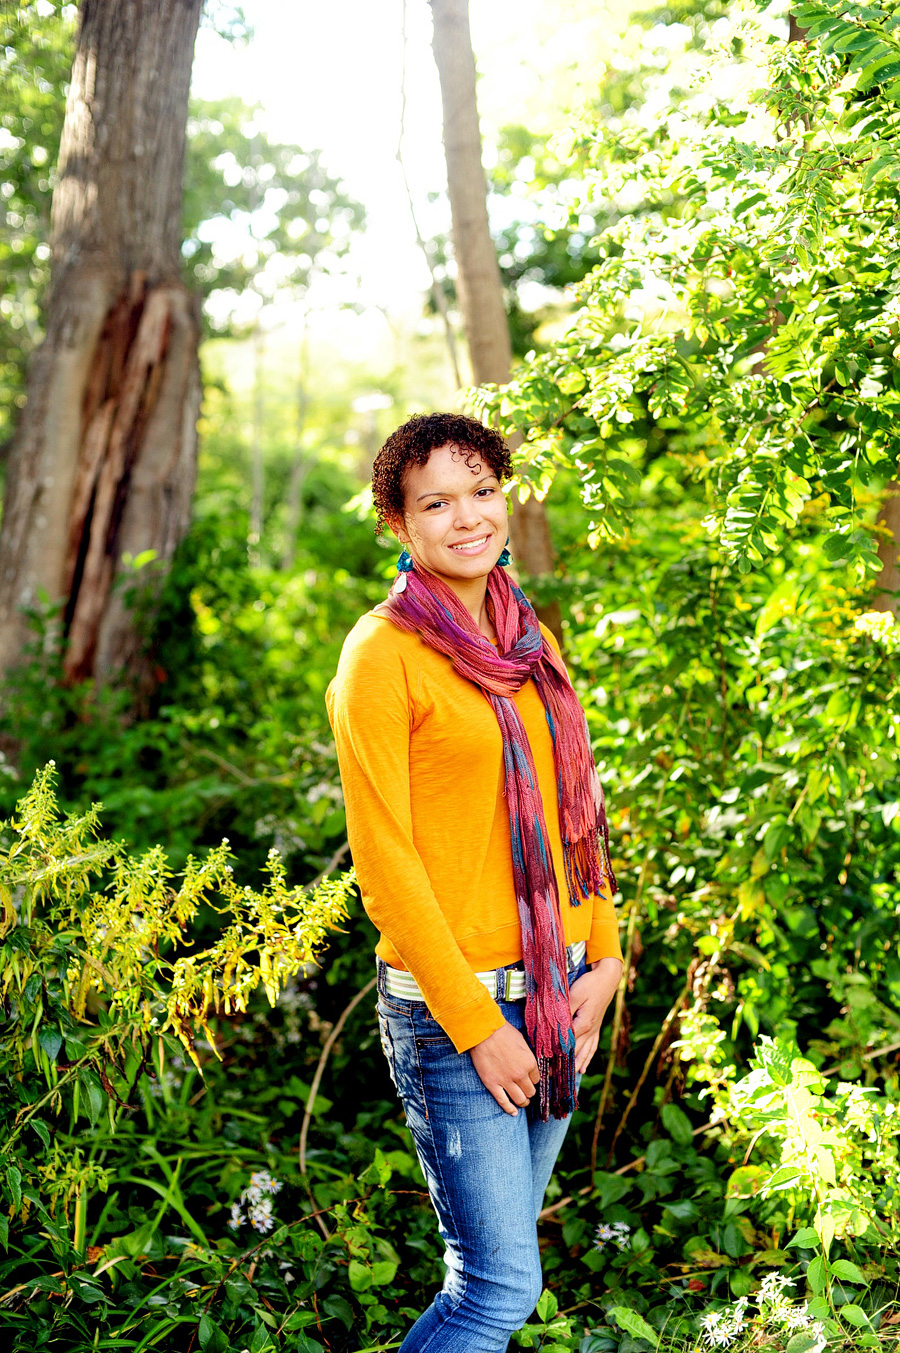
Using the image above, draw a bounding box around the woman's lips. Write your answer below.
[448,534,491,555]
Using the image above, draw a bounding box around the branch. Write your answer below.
[299,975,378,1237]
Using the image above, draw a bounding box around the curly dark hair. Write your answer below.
[371,412,512,534]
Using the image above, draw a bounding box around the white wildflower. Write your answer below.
[249,1169,283,1195]
[808,1320,827,1353]
[227,1170,282,1233]
[729,1296,749,1333]
[698,1297,750,1348]
[758,1270,795,1302]
[594,1221,630,1251]
[699,1310,735,1348]
[247,1196,274,1234]
[781,1301,815,1330]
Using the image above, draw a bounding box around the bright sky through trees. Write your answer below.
[190,0,634,339]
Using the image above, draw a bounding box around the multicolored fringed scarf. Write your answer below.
[383,563,616,1120]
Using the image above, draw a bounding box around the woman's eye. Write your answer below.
[424,500,446,510]
[476,487,495,497]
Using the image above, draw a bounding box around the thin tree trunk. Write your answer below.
[872,480,900,616]
[398,0,463,391]
[429,0,561,641]
[249,321,265,565]
[281,331,311,572]
[0,0,202,693]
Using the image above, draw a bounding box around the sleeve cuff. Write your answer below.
[436,992,506,1053]
[586,920,623,965]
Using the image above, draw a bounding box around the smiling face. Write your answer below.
[392,442,509,595]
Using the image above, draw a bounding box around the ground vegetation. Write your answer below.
[1,1,899,1350]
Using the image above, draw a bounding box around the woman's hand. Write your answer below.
[470,1022,540,1116]
[569,957,623,1075]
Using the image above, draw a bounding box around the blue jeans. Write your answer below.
[376,953,586,1352]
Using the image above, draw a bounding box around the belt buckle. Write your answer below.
[499,968,512,1001]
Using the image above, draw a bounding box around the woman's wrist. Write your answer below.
[589,955,624,977]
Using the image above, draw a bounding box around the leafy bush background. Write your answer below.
[2,0,900,1349]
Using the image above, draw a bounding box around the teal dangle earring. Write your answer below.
[498,537,512,567]
[394,547,414,593]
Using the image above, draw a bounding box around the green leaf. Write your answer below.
[734,191,767,217]
[0,1216,8,1251]
[322,1295,354,1332]
[785,1334,822,1353]
[815,1148,836,1186]
[198,1314,229,1353]
[609,1307,659,1348]
[348,1259,373,1291]
[30,1118,51,1149]
[765,1165,802,1192]
[763,820,791,860]
[840,1304,872,1328]
[830,1259,865,1284]
[660,1102,693,1146]
[358,1147,392,1190]
[592,1171,631,1208]
[5,1164,22,1210]
[823,531,853,560]
[283,1311,319,1332]
[84,1073,105,1127]
[807,1255,827,1295]
[859,54,900,89]
[250,1321,277,1353]
[723,1222,749,1259]
[369,1258,398,1285]
[295,1337,324,1353]
[562,1216,588,1247]
[786,1227,820,1249]
[536,1289,559,1322]
[38,1026,62,1064]
[663,1199,699,1222]
[68,1274,105,1304]
[30,1275,66,1294]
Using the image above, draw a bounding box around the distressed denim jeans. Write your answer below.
[376,953,586,1352]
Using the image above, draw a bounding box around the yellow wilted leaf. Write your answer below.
[738,878,765,919]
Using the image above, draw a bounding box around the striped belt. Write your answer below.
[380,941,587,1003]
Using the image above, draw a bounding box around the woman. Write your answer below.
[326,412,623,1352]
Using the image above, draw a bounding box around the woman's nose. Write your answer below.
[453,502,480,529]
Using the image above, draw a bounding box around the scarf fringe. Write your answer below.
[539,1039,577,1120]
[564,824,618,909]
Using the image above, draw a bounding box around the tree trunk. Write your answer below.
[872,480,900,616]
[249,322,265,565]
[0,0,203,693]
[429,0,561,640]
[281,335,311,572]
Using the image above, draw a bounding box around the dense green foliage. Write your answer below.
[1,0,900,1350]
[479,0,900,583]
[0,0,72,444]
[3,503,899,1350]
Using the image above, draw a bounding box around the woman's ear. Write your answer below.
[386,513,408,547]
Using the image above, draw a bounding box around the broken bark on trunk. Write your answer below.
[429,0,561,640]
[872,480,900,617]
[0,0,203,694]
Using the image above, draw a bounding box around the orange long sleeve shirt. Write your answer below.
[326,610,622,1053]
